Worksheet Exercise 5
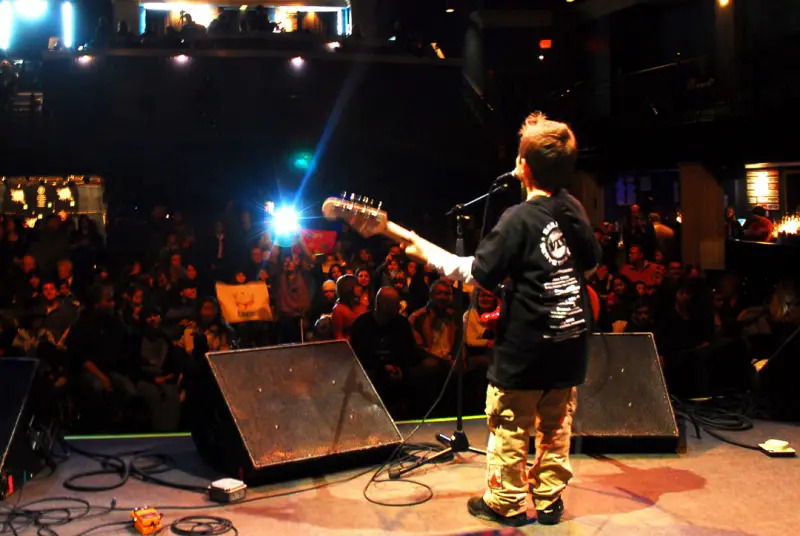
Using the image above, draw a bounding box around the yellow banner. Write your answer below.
[215,282,273,324]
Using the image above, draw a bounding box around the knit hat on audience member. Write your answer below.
[322,280,337,292]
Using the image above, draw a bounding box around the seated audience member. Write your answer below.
[57,258,76,294]
[310,279,337,324]
[407,261,432,314]
[131,305,183,431]
[350,287,419,418]
[742,205,774,242]
[713,274,745,337]
[180,297,236,356]
[375,250,402,288]
[167,252,187,284]
[151,270,174,311]
[656,279,713,356]
[667,260,683,282]
[355,267,375,309]
[464,289,498,360]
[328,263,344,282]
[620,244,659,287]
[390,269,411,316]
[462,289,497,413]
[36,280,78,346]
[588,264,614,303]
[606,276,635,332]
[68,285,136,426]
[120,285,146,327]
[233,269,248,284]
[246,247,266,280]
[184,263,207,295]
[684,264,702,280]
[331,274,367,341]
[163,281,199,340]
[625,300,655,333]
[350,248,375,273]
[408,280,461,415]
[312,314,334,341]
[634,281,649,300]
[13,270,41,310]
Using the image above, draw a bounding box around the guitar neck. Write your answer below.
[384,222,452,260]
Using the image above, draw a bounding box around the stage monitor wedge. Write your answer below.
[571,333,680,454]
[191,341,403,484]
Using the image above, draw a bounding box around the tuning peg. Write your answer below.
[349,193,355,201]
[341,191,347,199]
[377,201,382,211]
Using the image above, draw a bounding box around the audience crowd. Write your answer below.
[1,201,798,433]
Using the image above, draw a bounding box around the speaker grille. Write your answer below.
[574,333,678,441]
[206,341,402,469]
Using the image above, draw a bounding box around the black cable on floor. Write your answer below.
[170,515,238,535]
[61,442,208,494]
[0,497,116,536]
[671,394,761,451]
[362,345,464,508]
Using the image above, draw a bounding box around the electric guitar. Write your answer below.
[321,195,600,323]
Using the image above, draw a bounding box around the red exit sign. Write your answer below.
[539,39,552,49]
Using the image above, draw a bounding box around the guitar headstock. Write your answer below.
[321,194,388,238]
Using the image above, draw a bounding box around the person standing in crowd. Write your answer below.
[623,204,655,259]
[404,112,600,526]
[742,205,774,242]
[270,245,312,343]
[725,207,743,240]
[649,213,675,261]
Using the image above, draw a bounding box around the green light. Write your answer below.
[292,152,312,170]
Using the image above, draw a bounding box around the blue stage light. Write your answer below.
[0,2,12,50]
[14,0,47,19]
[61,2,73,48]
[273,205,300,238]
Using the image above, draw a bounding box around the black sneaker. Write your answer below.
[536,497,564,525]
[467,496,528,527]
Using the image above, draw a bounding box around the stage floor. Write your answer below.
[8,417,800,535]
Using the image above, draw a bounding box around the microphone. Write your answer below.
[491,170,518,191]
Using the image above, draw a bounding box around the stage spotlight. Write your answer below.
[290,56,304,69]
[76,54,93,65]
[273,205,300,238]
[172,54,189,65]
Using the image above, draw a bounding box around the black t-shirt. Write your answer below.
[471,190,601,390]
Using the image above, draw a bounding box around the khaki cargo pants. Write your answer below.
[482,384,577,517]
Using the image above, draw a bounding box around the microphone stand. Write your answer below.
[390,181,511,479]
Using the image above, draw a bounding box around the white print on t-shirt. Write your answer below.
[540,221,571,267]
[543,263,586,342]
